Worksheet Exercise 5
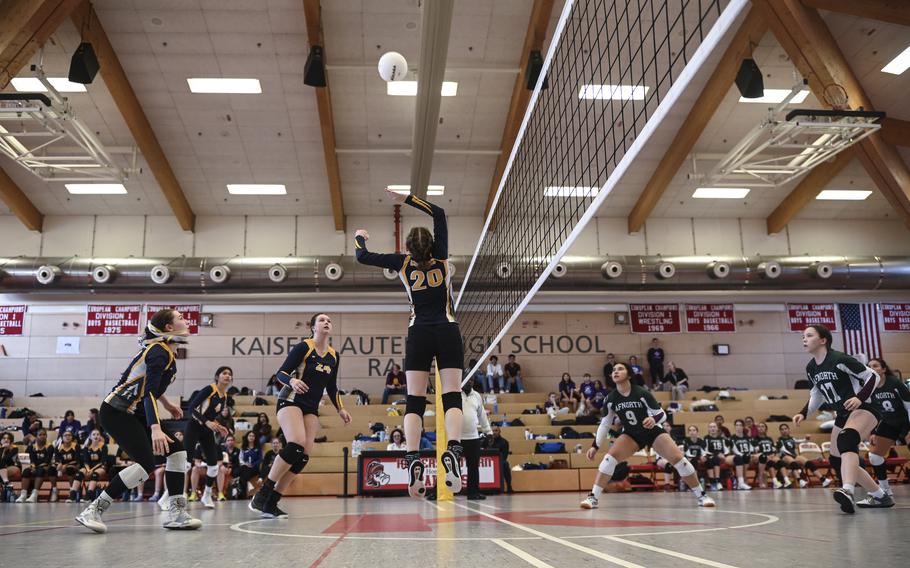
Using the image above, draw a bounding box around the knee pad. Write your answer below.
[598,454,619,477]
[166,450,188,473]
[90,471,100,481]
[22,468,34,479]
[206,464,219,478]
[734,455,748,466]
[868,453,885,467]
[441,391,463,413]
[290,453,310,474]
[74,471,85,482]
[119,462,150,489]
[405,395,428,418]
[788,462,801,471]
[837,428,861,455]
[663,462,674,473]
[828,455,841,471]
[706,456,718,468]
[280,442,309,473]
[612,461,630,481]
[806,461,818,472]
[674,458,696,478]
[47,467,58,478]
[758,454,768,464]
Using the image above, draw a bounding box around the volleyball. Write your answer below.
[378,51,408,81]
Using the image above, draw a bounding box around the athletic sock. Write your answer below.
[591,485,603,499]
[97,491,114,507]
[879,479,891,492]
[262,478,276,492]
[869,488,886,499]
[691,483,706,497]
[843,483,855,495]
[165,470,184,496]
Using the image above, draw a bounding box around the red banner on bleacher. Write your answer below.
[685,304,736,332]
[629,304,681,333]
[881,303,910,332]
[86,305,141,336]
[0,305,26,335]
[787,303,838,332]
[145,304,201,335]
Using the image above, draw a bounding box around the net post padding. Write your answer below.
[457,0,751,384]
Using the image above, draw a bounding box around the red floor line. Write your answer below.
[308,515,362,568]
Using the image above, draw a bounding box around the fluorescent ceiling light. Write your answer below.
[692,187,750,199]
[65,183,127,195]
[544,186,599,198]
[227,184,286,195]
[881,45,910,75]
[386,81,458,97]
[816,190,872,201]
[738,89,810,104]
[387,184,445,196]
[187,78,261,94]
[579,84,649,100]
[11,77,87,92]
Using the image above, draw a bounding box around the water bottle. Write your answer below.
[524,428,532,440]
[575,443,583,454]
[0,407,6,418]
[493,401,499,416]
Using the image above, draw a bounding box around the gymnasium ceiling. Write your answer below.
[0,0,907,229]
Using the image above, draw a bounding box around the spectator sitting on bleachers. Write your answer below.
[602,353,616,388]
[703,421,729,491]
[483,424,514,493]
[17,428,57,503]
[483,355,505,393]
[382,364,407,404]
[683,425,708,473]
[579,374,596,401]
[575,396,599,423]
[544,392,568,418]
[387,428,406,451]
[252,413,273,447]
[215,406,235,442]
[660,362,689,401]
[260,437,282,480]
[238,431,262,499]
[558,373,580,412]
[503,354,525,393]
[55,430,82,502]
[714,415,732,437]
[591,380,609,410]
[57,410,81,442]
[1,432,21,493]
[628,356,645,387]
[80,429,109,501]
[20,411,42,446]
[78,408,101,444]
[744,416,759,438]
[217,435,240,501]
[265,374,281,396]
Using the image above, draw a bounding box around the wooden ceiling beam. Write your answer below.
[800,0,910,27]
[755,0,910,230]
[303,0,345,232]
[881,117,910,147]
[483,0,556,218]
[0,0,82,89]
[0,168,43,232]
[71,1,195,232]
[627,7,769,234]
[766,147,856,234]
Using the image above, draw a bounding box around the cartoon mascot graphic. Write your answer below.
[365,460,391,487]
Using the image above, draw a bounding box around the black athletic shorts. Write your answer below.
[833,403,882,429]
[623,426,663,449]
[873,420,907,441]
[405,322,464,372]
[277,396,319,416]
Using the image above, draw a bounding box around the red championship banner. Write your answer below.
[0,305,26,335]
[145,304,201,335]
[685,304,736,333]
[358,450,501,496]
[86,305,141,336]
[881,303,910,332]
[630,304,681,333]
[787,303,838,332]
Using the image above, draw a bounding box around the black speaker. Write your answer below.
[525,50,548,91]
[68,42,100,85]
[304,45,327,87]
[735,58,763,99]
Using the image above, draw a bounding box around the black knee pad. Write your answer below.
[441,391,462,413]
[74,471,85,482]
[837,428,861,455]
[788,462,801,471]
[612,461,630,482]
[664,462,675,473]
[90,472,100,482]
[405,395,428,417]
[46,467,58,478]
[290,453,310,474]
[733,455,748,466]
[22,468,34,479]
[280,442,309,473]
[828,455,841,471]
[706,456,719,468]
[758,454,768,464]
[806,461,818,472]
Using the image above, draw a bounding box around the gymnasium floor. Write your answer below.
[4,487,909,567]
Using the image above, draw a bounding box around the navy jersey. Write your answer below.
[83,443,108,469]
[355,195,455,326]
[276,338,343,410]
[684,437,706,459]
[104,341,177,426]
[802,350,876,416]
[730,435,753,457]
[55,442,82,466]
[752,436,776,455]
[704,435,728,456]
[776,436,798,457]
[188,384,227,425]
[870,375,910,428]
[28,442,54,467]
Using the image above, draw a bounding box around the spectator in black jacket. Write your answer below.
[21,411,42,445]
[602,353,616,388]
[646,338,665,387]
[660,361,689,400]
[483,424,514,493]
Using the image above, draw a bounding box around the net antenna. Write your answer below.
[455,0,751,384]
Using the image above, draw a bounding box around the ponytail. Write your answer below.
[406,226,434,270]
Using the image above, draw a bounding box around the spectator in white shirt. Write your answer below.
[386,428,406,451]
[461,377,493,499]
[483,355,504,394]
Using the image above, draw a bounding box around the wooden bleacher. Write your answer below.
[2,389,906,496]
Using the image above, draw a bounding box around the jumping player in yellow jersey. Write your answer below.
[354,188,465,498]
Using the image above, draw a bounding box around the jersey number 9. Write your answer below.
[410,268,444,291]
[625,410,637,425]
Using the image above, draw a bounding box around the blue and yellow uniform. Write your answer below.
[184,383,228,467]
[276,338,342,416]
[103,341,177,427]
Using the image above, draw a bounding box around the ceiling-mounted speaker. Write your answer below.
[304,45,327,87]
[69,42,100,85]
[525,50,549,90]
[735,58,763,99]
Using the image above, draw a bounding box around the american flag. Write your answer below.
[838,303,881,359]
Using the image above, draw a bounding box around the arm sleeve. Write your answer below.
[277,342,310,384]
[188,385,214,423]
[354,235,407,270]
[838,356,878,401]
[405,194,448,259]
[642,392,666,425]
[141,346,168,426]
[595,408,617,449]
[800,384,825,417]
[326,354,343,410]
